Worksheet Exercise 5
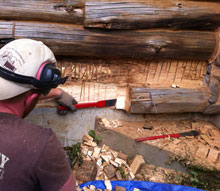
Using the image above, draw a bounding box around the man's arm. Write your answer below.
[39,88,62,100]
[39,88,77,111]
[59,173,76,191]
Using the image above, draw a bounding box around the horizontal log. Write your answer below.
[0,21,14,48]
[1,21,216,60]
[0,0,83,24]
[0,21,13,38]
[85,0,220,30]
[130,88,209,113]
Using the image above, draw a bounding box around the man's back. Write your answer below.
[0,112,71,191]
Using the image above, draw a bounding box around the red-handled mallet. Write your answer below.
[136,130,200,142]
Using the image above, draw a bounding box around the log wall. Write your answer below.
[0,21,217,60]
[0,0,84,24]
[0,1,220,114]
[131,88,209,113]
[0,0,219,31]
[85,0,220,30]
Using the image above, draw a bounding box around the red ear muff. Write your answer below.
[0,63,68,91]
[36,62,48,80]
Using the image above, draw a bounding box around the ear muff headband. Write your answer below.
[0,64,68,90]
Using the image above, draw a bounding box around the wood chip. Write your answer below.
[195,145,210,159]
[92,147,101,159]
[104,165,116,179]
[82,134,93,142]
[115,185,126,191]
[115,158,127,166]
[207,148,220,163]
[130,155,145,175]
[118,151,128,161]
[104,180,112,190]
[116,170,123,180]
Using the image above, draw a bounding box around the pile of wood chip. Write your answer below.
[98,118,220,171]
[74,133,191,191]
[74,133,146,190]
[75,133,145,181]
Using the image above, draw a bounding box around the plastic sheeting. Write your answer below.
[80,180,204,191]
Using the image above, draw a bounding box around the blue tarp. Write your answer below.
[80,180,204,191]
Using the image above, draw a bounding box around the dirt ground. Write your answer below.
[99,118,220,171]
[68,118,220,191]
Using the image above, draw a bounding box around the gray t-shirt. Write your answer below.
[0,113,71,191]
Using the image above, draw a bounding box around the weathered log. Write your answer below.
[0,21,14,48]
[212,65,220,81]
[85,0,220,30]
[203,103,220,114]
[0,0,84,24]
[1,21,216,60]
[0,21,13,38]
[130,88,209,113]
[208,77,220,104]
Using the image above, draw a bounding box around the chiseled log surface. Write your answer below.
[85,0,220,30]
[131,88,209,113]
[37,82,120,108]
[0,21,216,60]
[0,0,84,24]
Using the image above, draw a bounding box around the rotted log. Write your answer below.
[85,0,220,30]
[0,0,84,24]
[0,21,216,60]
[131,88,209,113]
[204,52,220,114]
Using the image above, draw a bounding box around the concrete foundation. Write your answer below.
[26,108,217,172]
[26,108,213,146]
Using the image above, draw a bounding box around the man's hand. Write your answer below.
[56,89,77,112]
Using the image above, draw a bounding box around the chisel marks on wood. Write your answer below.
[57,59,207,86]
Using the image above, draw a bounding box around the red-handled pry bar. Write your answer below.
[136,130,199,142]
[58,99,117,111]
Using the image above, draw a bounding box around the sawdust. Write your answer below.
[99,118,220,171]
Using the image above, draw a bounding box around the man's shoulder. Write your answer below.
[0,112,53,150]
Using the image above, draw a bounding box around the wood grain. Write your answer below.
[0,0,84,24]
[131,88,209,113]
[85,0,220,30]
[0,21,215,60]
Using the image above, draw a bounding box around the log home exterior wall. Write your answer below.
[0,0,220,114]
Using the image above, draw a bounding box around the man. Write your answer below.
[0,39,77,190]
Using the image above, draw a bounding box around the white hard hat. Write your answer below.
[0,39,56,100]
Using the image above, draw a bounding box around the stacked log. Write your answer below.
[84,0,220,30]
[0,0,84,24]
[0,0,219,61]
[0,0,220,114]
[204,33,220,114]
[1,0,219,30]
[0,21,216,60]
[131,88,209,113]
